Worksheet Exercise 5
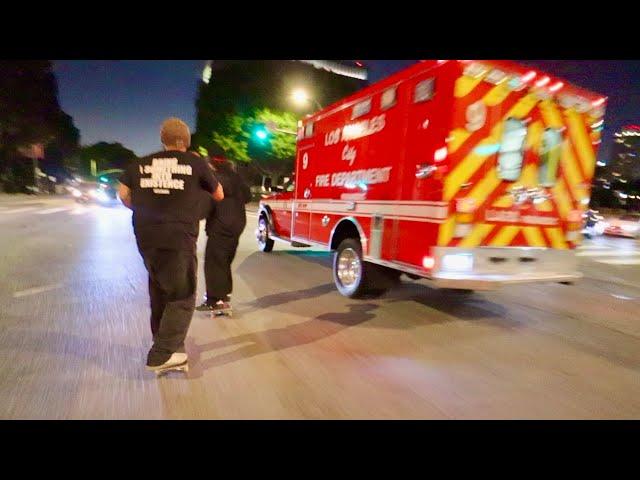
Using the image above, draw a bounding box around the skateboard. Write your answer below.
[213,307,233,318]
[153,361,189,377]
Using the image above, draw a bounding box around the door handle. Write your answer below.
[416,165,437,179]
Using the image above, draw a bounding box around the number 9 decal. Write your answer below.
[302,152,309,170]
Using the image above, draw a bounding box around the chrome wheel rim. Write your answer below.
[257,219,268,245]
[337,248,361,288]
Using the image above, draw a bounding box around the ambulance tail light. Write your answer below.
[422,256,435,270]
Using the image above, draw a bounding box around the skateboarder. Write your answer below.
[118,118,224,374]
[196,156,251,316]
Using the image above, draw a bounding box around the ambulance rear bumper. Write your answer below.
[429,246,582,291]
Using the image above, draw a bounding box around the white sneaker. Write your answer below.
[146,352,188,372]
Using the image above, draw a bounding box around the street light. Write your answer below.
[290,88,322,110]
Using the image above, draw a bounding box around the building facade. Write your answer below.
[609,125,640,183]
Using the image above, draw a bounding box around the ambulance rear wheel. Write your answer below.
[333,238,391,298]
[257,216,274,252]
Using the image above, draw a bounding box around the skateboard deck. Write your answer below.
[153,361,189,377]
[213,308,233,317]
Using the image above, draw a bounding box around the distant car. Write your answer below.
[603,213,640,239]
[66,179,94,203]
[582,210,604,239]
[66,171,122,206]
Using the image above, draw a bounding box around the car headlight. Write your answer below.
[96,190,110,202]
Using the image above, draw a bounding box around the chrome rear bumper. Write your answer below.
[429,246,581,290]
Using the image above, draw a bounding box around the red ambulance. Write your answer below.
[256,60,607,297]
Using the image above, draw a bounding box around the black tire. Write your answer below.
[333,238,393,298]
[257,215,274,252]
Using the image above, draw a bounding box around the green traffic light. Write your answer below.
[256,129,268,140]
[253,124,270,142]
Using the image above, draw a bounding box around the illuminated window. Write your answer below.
[538,128,562,187]
[414,78,435,103]
[352,98,372,119]
[497,118,528,181]
[305,122,314,138]
[381,87,397,110]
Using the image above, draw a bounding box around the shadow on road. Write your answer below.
[239,283,336,314]
[234,250,512,327]
[236,250,332,277]
[189,303,378,375]
[384,282,511,325]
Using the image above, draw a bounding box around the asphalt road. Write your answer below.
[1,195,639,419]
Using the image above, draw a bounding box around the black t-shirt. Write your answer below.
[119,150,219,251]
[205,169,252,238]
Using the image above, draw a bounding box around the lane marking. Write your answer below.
[0,207,39,215]
[37,207,70,215]
[13,283,64,298]
[576,245,611,250]
[70,207,91,215]
[595,258,640,265]
[612,294,635,300]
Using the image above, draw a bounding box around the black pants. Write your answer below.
[139,247,197,365]
[204,232,239,303]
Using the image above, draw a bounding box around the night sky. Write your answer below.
[54,60,639,159]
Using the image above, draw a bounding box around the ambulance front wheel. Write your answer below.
[257,216,274,252]
[333,238,393,298]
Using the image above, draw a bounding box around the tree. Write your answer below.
[43,112,81,180]
[211,108,297,186]
[0,61,61,151]
[72,142,137,177]
[0,61,80,191]
[193,60,365,179]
